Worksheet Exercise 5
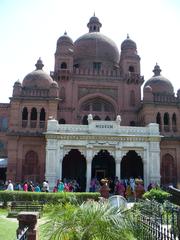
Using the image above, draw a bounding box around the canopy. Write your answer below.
[0,158,7,168]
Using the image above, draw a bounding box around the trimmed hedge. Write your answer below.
[143,188,171,203]
[0,191,100,206]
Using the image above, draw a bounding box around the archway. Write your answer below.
[92,150,115,181]
[161,154,177,186]
[62,149,86,192]
[22,151,40,183]
[121,150,143,180]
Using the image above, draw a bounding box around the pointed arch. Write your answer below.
[39,108,45,128]
[22,150,39,182]
[82,115,88,125]
[22,107,28,128]
[164,112,170,132]
[30,108,37,128]
[161,154,177,186]
[172,113,177,132]
[156,112,162,131]
[61,62,67,69]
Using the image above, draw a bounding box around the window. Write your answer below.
[172,113,177,132]
[92,101,101,111]
[164,112,169,132]
[30,108,37,128]
[129,66,135,72]
[156,112,162,131]
[22,107,28,120]
[93,62,101,71]
[82,115,88,125]
[61,62,67,69]
[59,119,66,124]
[40,108,45,121]
[93,115,101,120]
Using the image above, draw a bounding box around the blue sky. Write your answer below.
[0,0,180,102]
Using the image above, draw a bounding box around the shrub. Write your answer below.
[143,188,171,203]
[0,191,100,206]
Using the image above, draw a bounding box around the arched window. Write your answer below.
[130,121,135,126]
[61,62,67,69]
[39,108,45,128]
[59,119,66,124]
[164,112,169,132]
[130,90,135,106]
[22,107,28,120]
[93,115,101,120]
[105,116,111,121]
[161,154,177,186]
[172,113,177,132]
[156,112,162,131]
[129,66,135,72]
[22,107,28,128]
[82,115,88,125]
[30,108,37,128]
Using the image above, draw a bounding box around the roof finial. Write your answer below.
[127,34,129,39]
[35,58,44,70]
[93,11,95,17]
[153,63,161,76]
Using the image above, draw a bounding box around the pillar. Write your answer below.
[115,148,121,180]
[86,146,93,192]
[17,212,39,240]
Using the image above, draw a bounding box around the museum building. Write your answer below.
[0,15,179,190]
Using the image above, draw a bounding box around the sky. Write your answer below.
[0,0,180,103]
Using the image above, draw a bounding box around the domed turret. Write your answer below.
[121,34,137,52]
[74,15,119,70]
[22,58,54,89]
[56,31,74,56]
[13,79,22,96]
[144,64,174,95]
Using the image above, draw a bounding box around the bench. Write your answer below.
[8,201,43,218]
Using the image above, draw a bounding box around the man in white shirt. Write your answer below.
[6,180,14,191]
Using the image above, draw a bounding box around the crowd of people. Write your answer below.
[3,176,158,202]
[90,176,159,201]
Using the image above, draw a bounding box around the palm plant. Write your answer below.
[41,200,136,240]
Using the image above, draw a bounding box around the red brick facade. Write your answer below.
[0,15,179,187]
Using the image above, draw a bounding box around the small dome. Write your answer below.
[121,34,137,51]
[144,64,174,95]
[22,59,54,89]
[14,79,22,87]
[57,31,73,45]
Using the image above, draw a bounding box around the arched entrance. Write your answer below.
[121,150,143,179]
[62,149,86,192]
[22,151,40,182]
[92,150,115,181]
[161,154,177,186]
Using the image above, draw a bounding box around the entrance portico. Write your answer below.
[45,115,161,191]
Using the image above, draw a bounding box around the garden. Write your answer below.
[0,188,179,240]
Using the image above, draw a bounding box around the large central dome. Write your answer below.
[74,15,120,70]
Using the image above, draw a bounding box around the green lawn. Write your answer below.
[0,209,18,240]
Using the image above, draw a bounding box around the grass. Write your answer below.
[0,209,18,240]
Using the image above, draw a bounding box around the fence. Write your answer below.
[17,227,29,240]
[135,200,180,240]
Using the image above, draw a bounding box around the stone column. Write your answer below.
[56,145,63,182]
[45,140,57,190]
[149,142,161,185]
[17,212,39,240]
[86,146,93,192]
[115,148,121,180]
